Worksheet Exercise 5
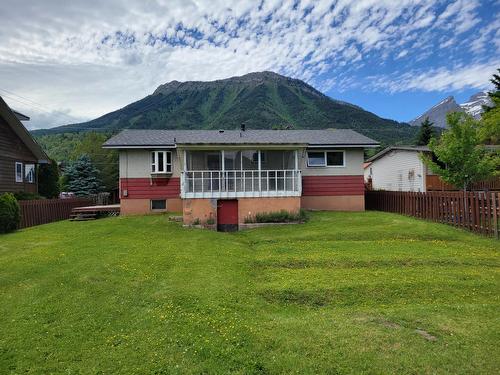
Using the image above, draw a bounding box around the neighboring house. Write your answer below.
[0,97,49,194]
[103,128,379,229]
[364,146,430,192]
[364,145,500,192]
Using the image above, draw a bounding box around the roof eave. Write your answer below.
[0,97,49,161]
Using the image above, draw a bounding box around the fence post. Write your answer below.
[493,193,499,240]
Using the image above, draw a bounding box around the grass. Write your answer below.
[0,211,498,374]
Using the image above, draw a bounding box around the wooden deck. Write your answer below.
[72,204,121,213]
[70,204,120,221]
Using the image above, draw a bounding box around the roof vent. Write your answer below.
[218,129,224,133]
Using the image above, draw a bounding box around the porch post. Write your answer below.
[221,150,225,192]
[258,150,262,193]
[181,149,187,197]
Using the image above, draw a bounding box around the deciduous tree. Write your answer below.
[423,112,499,191]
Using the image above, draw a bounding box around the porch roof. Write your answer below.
[103,129,379,149]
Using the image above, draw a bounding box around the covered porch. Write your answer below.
[180,149,302,198]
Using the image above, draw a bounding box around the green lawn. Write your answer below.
[0,212,499,374]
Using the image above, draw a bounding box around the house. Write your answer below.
[364,146,431,192]
[0,97,49,194]
[364,145,500,192]
[103,127,379,230]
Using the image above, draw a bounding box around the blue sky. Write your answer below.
[0,0,498,129]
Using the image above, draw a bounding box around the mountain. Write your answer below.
[459,91,492,118]
[34,71,416,145]
[410,91,492,128]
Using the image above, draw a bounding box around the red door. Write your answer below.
[217,200,238,232]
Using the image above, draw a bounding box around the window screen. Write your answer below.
[326,151,344,166]
[151,199,166,210]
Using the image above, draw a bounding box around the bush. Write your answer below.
[13,191,43,201]
[245,209,308,224]
[38,160,60,198]
[0,193,20,233]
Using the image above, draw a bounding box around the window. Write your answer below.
[15,162,23,182]
[151,151,172,173]
[307,151,345,167]
[307,152,326,167]
[151,199,166,210]
[326,151,344,166]
[25,164,35,183]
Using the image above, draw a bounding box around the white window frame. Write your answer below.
[150,199,167,211]
[151,151,172,174]
[307,150,345,168]
[15,162,23,182]
[25,163,35,183]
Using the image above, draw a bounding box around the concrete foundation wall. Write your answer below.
[301,195,364,211]
[183,198,217,225]
[182,196,301,225]
[121,198,182,215]
[238,197,301,223]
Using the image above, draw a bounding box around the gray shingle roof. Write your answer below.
[103,129,379,148]
[366,145,430,163]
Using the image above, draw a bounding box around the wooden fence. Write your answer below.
[18,198,94,229]
[426,175,500,192]
[365,191,499,238]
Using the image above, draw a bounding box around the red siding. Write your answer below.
[120,178,180,199]
[302,175,364,196]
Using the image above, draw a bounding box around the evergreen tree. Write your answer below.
[64,154,104,196]
[415,117,434,146]
[422,112,499,191]
[488,68,500,101]
[70,132,118,192]
[38,160,60,198]
[479,68,500,144]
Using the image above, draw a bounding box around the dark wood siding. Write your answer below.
[0,116,38,193]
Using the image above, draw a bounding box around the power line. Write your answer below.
[0,88,82,123]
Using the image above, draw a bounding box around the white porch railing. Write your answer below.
[181,169,302,198]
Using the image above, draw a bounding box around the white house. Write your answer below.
[364,146,431,192]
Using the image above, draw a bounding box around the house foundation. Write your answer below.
[182,196,301,226]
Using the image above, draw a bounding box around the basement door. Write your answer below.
[217,200,238,232]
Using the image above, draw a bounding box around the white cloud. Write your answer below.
[0,0,495,128]
[369,61,500,93]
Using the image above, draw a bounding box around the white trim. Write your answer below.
[182,191,301,199]
[150,199,167,211]
[151,151,172,174]
[104,143,378,149]
[103,145,176,149]
[306,150,345,168]
[15,162,23,183]
[307,144,379,148]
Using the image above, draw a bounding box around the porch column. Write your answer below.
[258,150,262,193]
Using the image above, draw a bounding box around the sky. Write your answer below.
[0,0,499,130]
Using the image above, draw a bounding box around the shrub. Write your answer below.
[38,160,60,198]
[245,209,308,224]
[192,218,201,225]
[0,193,21,233]
[13,191,43,201]
[206,217,215,225]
